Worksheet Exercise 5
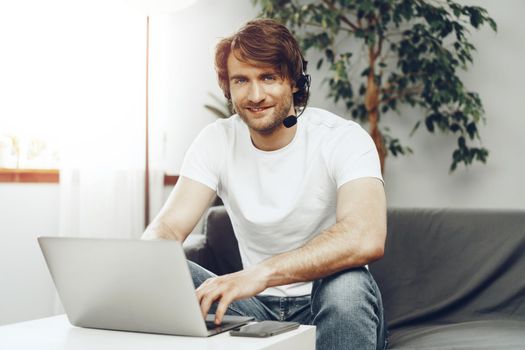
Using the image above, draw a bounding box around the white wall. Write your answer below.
[148,0,259,174]
[0,184,58,325]
[379,0,525,209]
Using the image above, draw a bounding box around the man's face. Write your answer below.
[227,52,297,134]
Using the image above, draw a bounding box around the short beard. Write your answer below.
[234,95,293,135]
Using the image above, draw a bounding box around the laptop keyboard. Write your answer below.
[206,320,241,331]
[205,321,219,330]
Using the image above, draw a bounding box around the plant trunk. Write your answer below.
[365,48,386,174]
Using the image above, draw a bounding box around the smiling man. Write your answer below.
[142,18,387,350]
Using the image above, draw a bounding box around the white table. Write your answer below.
[0,315,316,350]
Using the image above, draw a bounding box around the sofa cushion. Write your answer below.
[388,319,525,349]
[370,208,525,330]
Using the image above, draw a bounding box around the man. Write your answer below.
[142,18,387,350]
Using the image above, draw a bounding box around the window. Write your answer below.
[0,133,59,170]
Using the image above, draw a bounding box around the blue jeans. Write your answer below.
[188,261,387,350]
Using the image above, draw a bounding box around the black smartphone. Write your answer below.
[230,321,300,338]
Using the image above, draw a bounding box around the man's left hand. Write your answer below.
[195,266,269,325]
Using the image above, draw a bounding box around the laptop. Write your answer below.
[38,237,253,337]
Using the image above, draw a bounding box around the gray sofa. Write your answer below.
[184,206,525,349]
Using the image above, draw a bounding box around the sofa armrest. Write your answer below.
[183,234,214,270]
[183,206,243,276]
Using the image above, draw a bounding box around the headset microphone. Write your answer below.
[283,115,298,128]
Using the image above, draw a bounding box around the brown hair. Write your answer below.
[214,18,309,109]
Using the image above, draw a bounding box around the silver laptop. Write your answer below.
[38,237,253,336]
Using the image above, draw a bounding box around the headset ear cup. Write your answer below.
[296,74,311,90]
[296,74,306,89]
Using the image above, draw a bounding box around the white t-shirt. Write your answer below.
[180,107,383,296]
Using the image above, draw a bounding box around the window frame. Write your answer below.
[0,168,59,183]
[0,168,179,185]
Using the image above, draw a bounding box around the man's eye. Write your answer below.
[263,75,276,81]
[233,78,246,84]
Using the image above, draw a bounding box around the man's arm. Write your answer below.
[196,177,387,324]
[142,176,216,241]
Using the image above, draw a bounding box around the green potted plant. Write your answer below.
[253,0,496,173]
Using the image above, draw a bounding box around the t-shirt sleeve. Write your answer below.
[179,123,224,191]
[328,124,383,188]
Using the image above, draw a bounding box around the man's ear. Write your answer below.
[292,84,299,93]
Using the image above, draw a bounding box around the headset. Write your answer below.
[282,59,311,128]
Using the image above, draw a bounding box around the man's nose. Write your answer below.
[247,81,266,104]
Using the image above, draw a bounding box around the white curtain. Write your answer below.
[54,4,147,314]
[59,169,144,239]
[57,5,146,239]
